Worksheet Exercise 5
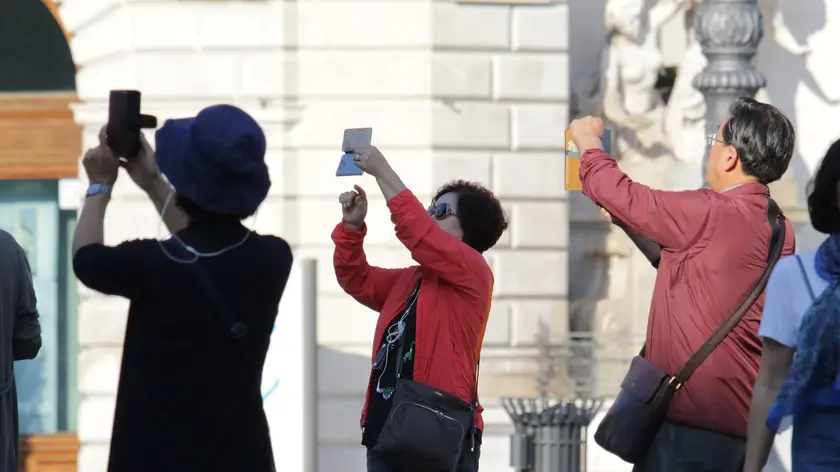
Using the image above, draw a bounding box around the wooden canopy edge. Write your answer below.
[42,0,72,40]
[19,433,80,472]
[0,92,81,180]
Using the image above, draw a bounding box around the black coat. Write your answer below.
[73,221,292,472]
[0,230,42,472]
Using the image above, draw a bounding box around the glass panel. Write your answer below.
[2,181,60,434]
[58,210,78,432]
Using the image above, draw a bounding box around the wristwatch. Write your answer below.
[86,183,112,198]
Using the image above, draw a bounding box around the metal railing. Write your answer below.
[500,326,642,472]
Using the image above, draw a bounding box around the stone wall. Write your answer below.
[59,1,570,471]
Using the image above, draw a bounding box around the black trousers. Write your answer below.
[366,430,482,472]
[632,420,745,472]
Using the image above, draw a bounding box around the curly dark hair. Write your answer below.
[807,139,840,234]
[433,180,508,253]
[721,97,795,185]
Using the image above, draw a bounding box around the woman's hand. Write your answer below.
[340,185,368,230]
[83,127,121,188]
[352,145,390,177]
[122,131,162,191]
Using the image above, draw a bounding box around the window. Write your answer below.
[4,180,77,434]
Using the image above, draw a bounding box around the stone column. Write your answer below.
[692,0,766,179]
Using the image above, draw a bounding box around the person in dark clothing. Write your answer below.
[0,230,41,472]
[73,105,292,472]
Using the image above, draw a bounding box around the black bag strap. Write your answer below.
[186,258,279,472]
[393,280,481,408]
[672,196,785,384]
[185,259,262,386]
[794,254,817,302]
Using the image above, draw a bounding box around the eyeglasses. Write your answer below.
[428,202,457,221]
[707,133,725,147]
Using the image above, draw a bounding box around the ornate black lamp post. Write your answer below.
[692,0,766,178]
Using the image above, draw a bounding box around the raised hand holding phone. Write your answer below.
[336,128,373,177]
[565,116,611,191]
[106,90,157,159]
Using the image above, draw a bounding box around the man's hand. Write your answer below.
[339,185,368,230]
[83,127,120,188]
[598,205,625,227]
[570,116,606,153]
[352,145,391,177]
[122,131,162,191]
[598,205,616,224]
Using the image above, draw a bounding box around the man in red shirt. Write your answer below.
[571,97,796,472]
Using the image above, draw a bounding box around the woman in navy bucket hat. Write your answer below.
[156,104,272,216]
[73,104,292,472]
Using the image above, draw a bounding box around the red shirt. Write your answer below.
[580,149,795,438]
[331,189,493,431]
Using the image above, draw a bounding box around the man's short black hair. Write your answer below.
[807,139,840,234]
[176,194,256,223]
[721,97,795,185]
[433,180,508,253]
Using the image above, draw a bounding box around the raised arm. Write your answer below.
[351,146,492,297]
[598,206,662,268]
[123,131,190,234]
[12,242,40,360]
[334,185,406,312]
[571,118,713,250]
[385,189,491,295]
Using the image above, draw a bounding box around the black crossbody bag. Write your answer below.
[372,282,479,472]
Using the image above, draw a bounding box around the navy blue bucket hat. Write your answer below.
[155,104,270,215]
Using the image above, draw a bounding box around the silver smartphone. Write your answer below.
[336,127,373,177]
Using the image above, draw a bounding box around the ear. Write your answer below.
[723,145,739,172]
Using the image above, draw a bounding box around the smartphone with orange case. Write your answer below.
[565,128,611,191]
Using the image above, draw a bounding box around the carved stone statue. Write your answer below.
[596,0,687,163]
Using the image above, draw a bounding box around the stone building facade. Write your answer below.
[55,1,570,471]
[18,0,832,471]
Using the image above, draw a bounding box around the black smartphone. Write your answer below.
[372,343,389,371]
[106,90,158,159]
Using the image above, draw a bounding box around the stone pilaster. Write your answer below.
[693,0,766,179]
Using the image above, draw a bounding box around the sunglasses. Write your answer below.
[428,202,457,221]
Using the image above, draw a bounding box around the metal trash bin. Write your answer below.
[502,398,603,472]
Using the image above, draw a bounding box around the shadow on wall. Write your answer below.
[317,346,370,472]
[758,0,833,252]
[568,0,608,116]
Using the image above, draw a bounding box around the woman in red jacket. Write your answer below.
[332,146,507,472]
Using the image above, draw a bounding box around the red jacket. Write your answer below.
[331,189,493,431]
[580,148,795,438]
